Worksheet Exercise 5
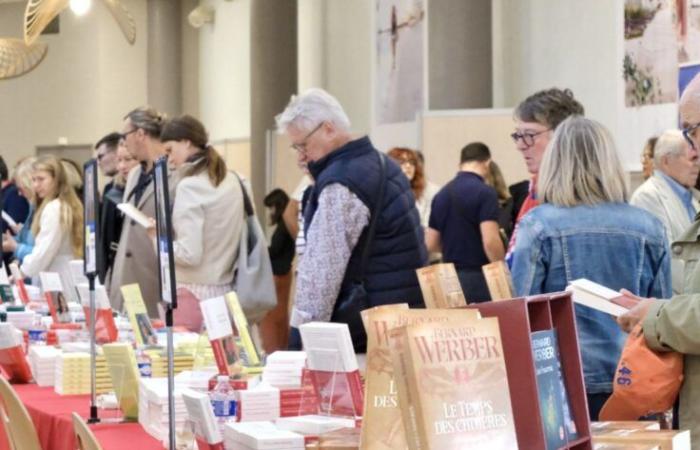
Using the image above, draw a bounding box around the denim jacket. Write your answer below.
[511,202,671,393]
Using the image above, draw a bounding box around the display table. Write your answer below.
[0,383,163,450]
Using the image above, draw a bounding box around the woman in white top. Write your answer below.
[19,155,83,298]
[160,115,244,303]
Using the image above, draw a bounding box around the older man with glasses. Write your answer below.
[619,73,700,448]
[276,88,427,352]
[506,88,584,265]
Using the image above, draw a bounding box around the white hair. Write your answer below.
[275,88,351,133]
[654,129,687,165]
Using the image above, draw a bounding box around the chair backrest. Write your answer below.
[72,412,103,450]
[0,376,41,450]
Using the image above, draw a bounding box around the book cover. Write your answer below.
[200,296,241,375]
[225,292,262,367]
[0,323,32,383]
[361,307,479,450]
[415,263,467,308]
[531,329,568,449]
[121,284,157,346]
[102,343,141,420]
[592,429,690,450]
[9,263,29,304]
[182,387,222,445]
[299,322,363,417]
[76,283,118,343]
[481,261,514,301]
[392,313,518,450]
[566,279,638,317]
[40,272,72,324]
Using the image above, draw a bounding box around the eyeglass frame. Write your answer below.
[119,128,138,143]
[290,122,324,153]
[510,128,551,147]
[682,122,700,149]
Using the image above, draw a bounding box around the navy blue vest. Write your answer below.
[305,136,427,351]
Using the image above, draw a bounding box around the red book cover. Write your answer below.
[308,369,364,417]
[195,436,224,450]
[0,345,32,383]
[210,335,240,375]
[14,278,29,304]
[82,307,118,343]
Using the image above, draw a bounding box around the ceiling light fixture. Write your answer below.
[69,0,91,16]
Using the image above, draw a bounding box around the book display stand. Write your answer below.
[466,292,593,450]
[304,350,363,419]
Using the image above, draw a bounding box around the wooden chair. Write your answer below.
[0,376,41,450]
[72,412,103,450]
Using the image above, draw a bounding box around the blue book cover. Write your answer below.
[532,329,567,449]
[554,331,579,441]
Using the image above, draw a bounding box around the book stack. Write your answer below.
[308,427,361,449]
[263,351,307,388]
[181,388,222,446]
[223,422,304,450]
[389,310,518,450]
[28,345,61,386]
[592,428,689,450]
[299,323,363,417]
[138,377,187,444]
[237,383,281,422]
[276,415,355,436]
[54,352,90,395]
[6,310,37,330]
[94,355,115,394]
[148,350,194,377]
[279,369,319,418]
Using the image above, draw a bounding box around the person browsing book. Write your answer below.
[2,158,36,265]
[108,106,170,317]
[157,115,244,321]
[17,156,84,299]
[510,116,671,421]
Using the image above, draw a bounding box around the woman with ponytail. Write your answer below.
[19,155,84,298]
[160,115,244,325]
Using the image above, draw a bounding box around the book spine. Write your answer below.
[210,340,230,375]
[392,331,422,450]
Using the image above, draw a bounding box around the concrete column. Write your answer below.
[250,0,298,215]
[147,0,183,116]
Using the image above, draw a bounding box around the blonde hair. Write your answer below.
[538,116,628,207]
[484,160,511,204]
[12,157,36,203]
[31,156,84,257]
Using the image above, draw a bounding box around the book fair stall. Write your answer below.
[0,159,689,450]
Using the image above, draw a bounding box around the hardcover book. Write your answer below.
[40,272,72,324]
[360,307,480,450]
[76,283,118,343]
[225,292,262,368]
[390,312,518,450]
[200,295,241,375]
[121,284,157,346]
[566,279,639,317]
[481,261,514,301]
[416,263,467,308]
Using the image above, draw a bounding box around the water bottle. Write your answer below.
[210,375,236,436]
[136,349,152,378]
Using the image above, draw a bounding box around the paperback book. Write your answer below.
[566,279,639,317]
[40,272,71,324]
[200,295,241,375]
[225,292,262,368]
[416,263,467,308]
[389,312,518,450]
[121,284,157,346]
[481,261,514,301]
[76,283,118,343]
[9,262,29,304]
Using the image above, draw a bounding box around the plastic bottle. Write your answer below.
[136,349,152,378]
[209,375,236,435]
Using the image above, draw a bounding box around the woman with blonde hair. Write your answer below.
[510,116,670,420]
[19,155,84,298]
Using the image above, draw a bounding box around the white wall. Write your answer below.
[492,0,677,171]
[198,0,251,141]
[0,0,148,169]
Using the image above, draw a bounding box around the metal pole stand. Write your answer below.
[87,274,100,424]
[166,305,175,450]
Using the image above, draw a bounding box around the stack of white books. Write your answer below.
[275,415,355,436]
[181,388,222,445]
[138,377,187,445]
[224,422,304,450]
[28,346,61,387]
[237,383,281,422]
[262,351,307,388]
[54,352,90,395]
[6,311,37,330]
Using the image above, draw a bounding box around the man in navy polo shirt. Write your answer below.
[426,142,505,302]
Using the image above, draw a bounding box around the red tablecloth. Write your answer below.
[0,384,163,450]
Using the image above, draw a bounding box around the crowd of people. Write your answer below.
[4,76,700,445]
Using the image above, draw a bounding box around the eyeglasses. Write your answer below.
[119,128,138,142]
[291,123,324,153]
[510,129,551,147]
[682,122,700,149]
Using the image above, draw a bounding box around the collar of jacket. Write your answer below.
[307,136,373,180]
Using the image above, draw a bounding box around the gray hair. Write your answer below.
[123,106,166,138]
[538,116,628,207]
[275,88,351,133]
[13,157,36,201]
[653,129,687,165]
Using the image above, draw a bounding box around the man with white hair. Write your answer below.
[276,88,427,352]
[630,129,700,294]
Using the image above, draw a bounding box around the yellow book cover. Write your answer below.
[360,303,409,332]
[121,284,157,346]
[481,261,514,301]
[416,263,467,308]
[395,314,518,450]
[592,429,690,450]
[362,308,479,450]
[225,292,262,367]
[102,343,141,420]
